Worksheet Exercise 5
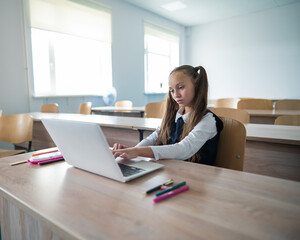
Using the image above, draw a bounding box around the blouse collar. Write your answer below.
[175,107,190,123]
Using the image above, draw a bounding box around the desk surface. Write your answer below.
[29,112,300,145]
[245,123,300,145]
[245,109,300,117]
[30,112,161,130]
[92,106,145,112]
[1,151,300,239]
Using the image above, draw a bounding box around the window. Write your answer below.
[144,22,179,94]
[28,0,112,97]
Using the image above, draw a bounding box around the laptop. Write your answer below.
[41,119,164,182]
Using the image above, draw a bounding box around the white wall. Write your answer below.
[0,0,185,116]
[0,0,184,149]
[186,2,300,100]
[0,0,29,115]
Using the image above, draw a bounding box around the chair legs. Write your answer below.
[13,141,32,152]
[28,141,32,152]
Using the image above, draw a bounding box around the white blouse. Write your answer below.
[136,108,218,160]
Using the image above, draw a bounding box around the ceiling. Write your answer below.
[123,0,300,26]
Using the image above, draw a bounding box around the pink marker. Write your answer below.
[153,185,189,203]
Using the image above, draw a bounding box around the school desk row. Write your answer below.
[1,150,299,239]
[27,112,300,182]
[91,106,300,124]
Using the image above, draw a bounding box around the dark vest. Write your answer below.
[168,110,223,165]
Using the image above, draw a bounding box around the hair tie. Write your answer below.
[193,66,200,78]
[194,66,200,73]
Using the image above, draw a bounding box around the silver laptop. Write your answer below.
[42,119,164,182]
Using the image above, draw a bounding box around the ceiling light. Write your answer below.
[161,1,186,12]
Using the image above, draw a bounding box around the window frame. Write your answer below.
[144,22,180,94]
[24,0,112,98]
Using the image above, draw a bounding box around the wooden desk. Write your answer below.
[28,113,300,182]
[243,124,300,182]
[245,123,300,145]
[29,113,161,149]
[30,113,300,145]
[1,152,300,240]
[245,109,300,124]
[137,123,300,182]
[133,119,300,144]
[92,106,145,117]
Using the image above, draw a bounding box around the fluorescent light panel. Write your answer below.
[161,1,186,12]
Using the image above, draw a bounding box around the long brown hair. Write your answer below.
[156,65,208,162]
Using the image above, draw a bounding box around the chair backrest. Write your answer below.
[237,99,273,110]
[275,99,300,110]
[215,117,246,171]
[210,108,250,124]
[79,102,92,115]
[214,98,238,108]
[115,100,132,108]
[41,103,59,113]
[144,101,166,118]
[0,114,33,144]
[274,115,300,126]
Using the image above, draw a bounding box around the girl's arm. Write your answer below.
[150,113,217,160]
[135,127,160,147]
[112,146,154,159]
[112,126,160,153]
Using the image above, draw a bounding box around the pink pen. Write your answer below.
[153,185,189,203]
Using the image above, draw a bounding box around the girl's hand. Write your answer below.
[112,143,128,151]
[112,148,139,159]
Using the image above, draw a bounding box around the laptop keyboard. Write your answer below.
[118,163,145,177]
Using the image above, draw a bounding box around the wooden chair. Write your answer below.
[0,114,33,158]
[274,115,300,126]
[41,103,59,113]
[214,98,239,108]
[275,99,300,110]
[114,100,133,112]
[144,101,166,118]
[215,117,246,171]
[115,100,133,108]
[79,102,92,115]
[210,108,250,124]
[237,99,273,110]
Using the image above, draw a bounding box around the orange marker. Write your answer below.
[32,149,58,156]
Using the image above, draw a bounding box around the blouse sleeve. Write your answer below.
[135,127,160,147]
[150,112,217,160]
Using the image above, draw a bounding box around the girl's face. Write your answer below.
[169,71,195,111]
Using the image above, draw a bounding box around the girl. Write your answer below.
[113,65,223,165]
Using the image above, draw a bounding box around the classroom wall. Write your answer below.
[0,0,30,115]
[185,2,300,100]
[0,0,184,115]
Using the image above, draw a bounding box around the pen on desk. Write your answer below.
[10,160,28,166]
[32,149,59,156]
[144,179,174,195]
[153,185,190,203]
[155,181,186,196]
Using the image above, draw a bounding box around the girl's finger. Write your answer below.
[120,153,128,159]
[112,144,117,150]
[113,151,121,158]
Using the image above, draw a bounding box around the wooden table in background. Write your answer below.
[92,106,145,117]
[245,109,300,124]
[243,124,300,182]
[1,151,300,239]
[29,112,161,149]
[28,113,300,182]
